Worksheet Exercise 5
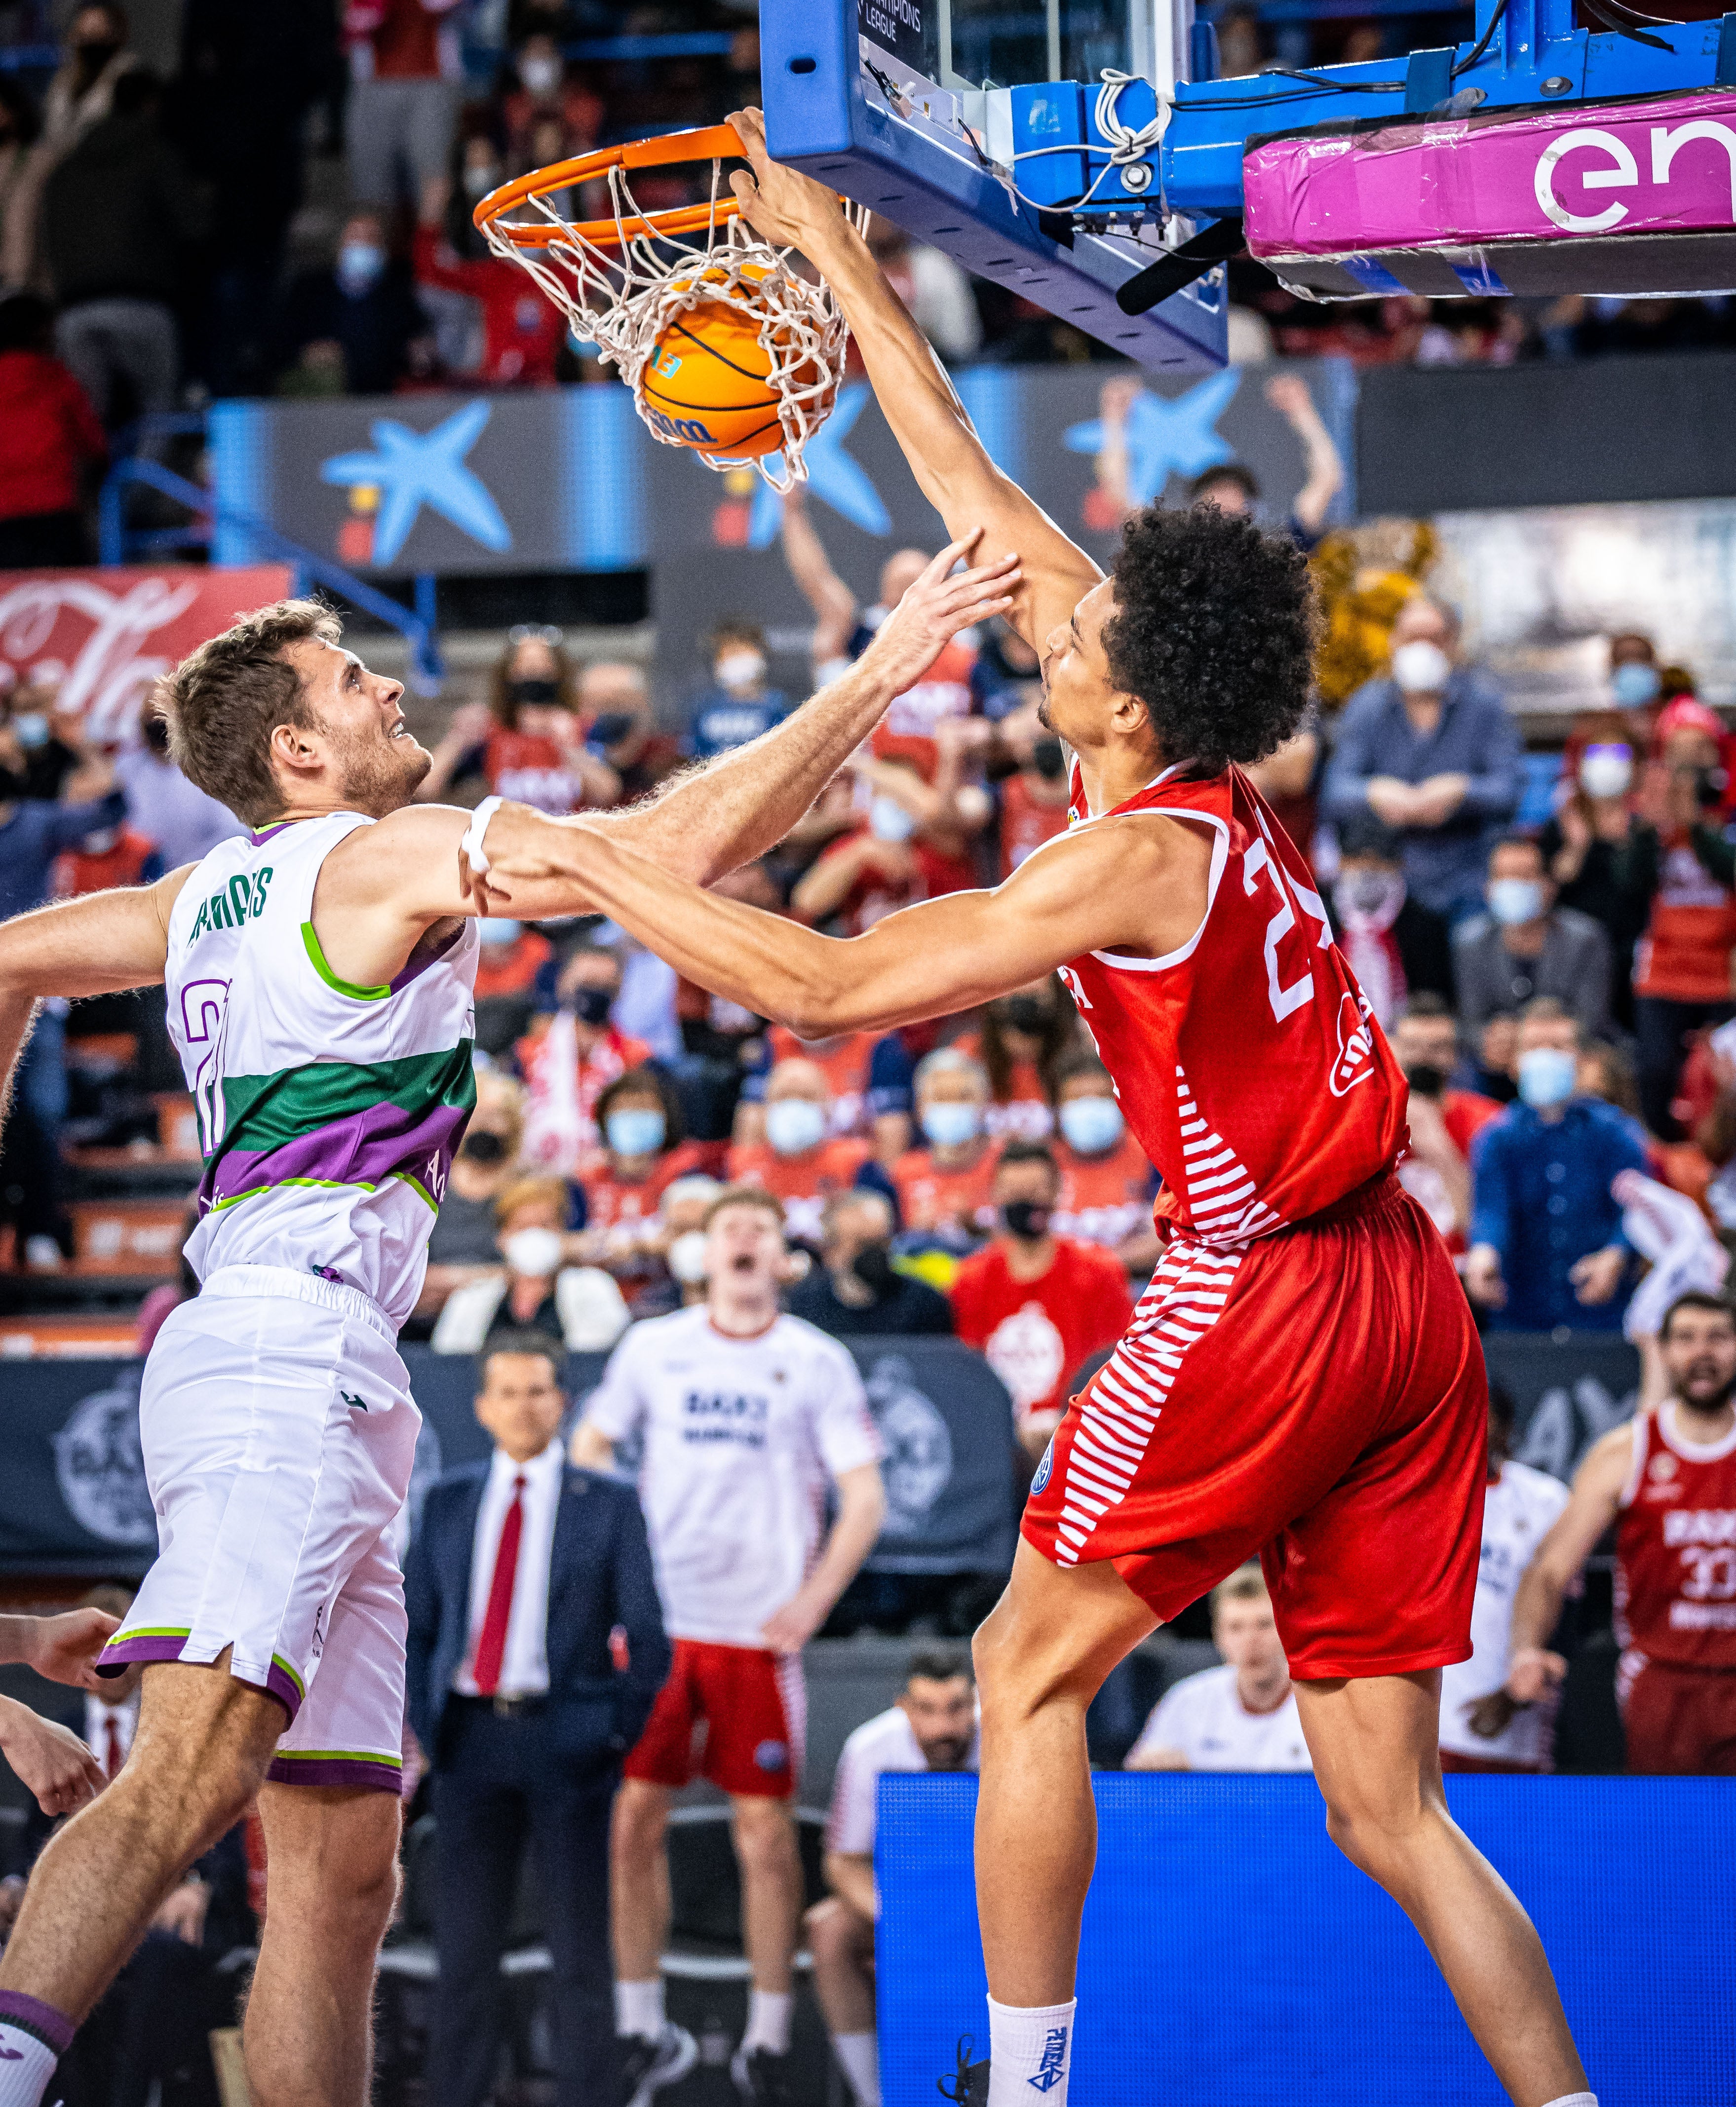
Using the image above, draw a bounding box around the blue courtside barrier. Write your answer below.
[877,1772,1736,2105]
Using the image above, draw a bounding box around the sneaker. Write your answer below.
[937,2036,990,2105]
[621,2023,698,2107]
[730,2043,793,2104]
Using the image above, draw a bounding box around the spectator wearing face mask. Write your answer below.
[1048,1057,1159,1276]
[577,1068,709,1310]
[271,207,431,396]
[997,729,1071,877]
[471,917,553,1058]
[685,622,791,760]
[418,1072,535,1317]
[787,1188,954,1338]
[49,811,161,898]
[344,0,465,216]
[639,1174,725,1316]
[421,630,618,815]
[950,1142,1132,1463]
[499,31,603,170]
[737,1024,877,1146]
[0,292,107,571]
[1328,813,1454,1029]
[954,977,1080,1141]
[1389,995,1501,1159]
[1540,708,1643,1029]
[516,945,651,1175]
[727,1058,891,1247]
[412,144,568,387]
[112,698,241,866]
[891,1050,998,1246]
[433,1174,629,1353]
[791,757,976,937]
[1323,595,1523,921]
[1465,999,1648,1333]
[1453,836,1612,1044]
[579,662,682,803]
[1617,697,1736,1137]
[1607,630,1665,746]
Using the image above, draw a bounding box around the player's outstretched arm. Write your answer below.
[728,106,1101,651]
[0,867,191,1122]
[1503,1425,1631,1700]
[471,801,1203,1038]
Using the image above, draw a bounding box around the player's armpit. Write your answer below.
[0,866,189,997]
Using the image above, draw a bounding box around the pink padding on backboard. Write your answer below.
[1244,89,1736,258]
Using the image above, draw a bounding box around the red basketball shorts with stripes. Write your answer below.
[1022,1175,1487,1680]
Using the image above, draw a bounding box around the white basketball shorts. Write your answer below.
[98,1264,419,1794]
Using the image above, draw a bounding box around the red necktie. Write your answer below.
[472,1474,526,1697]
[105,1716,123,1781]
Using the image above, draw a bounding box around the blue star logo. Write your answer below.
[1064,370,1243,508]
[737,383,890,547]
[321,400,511,567]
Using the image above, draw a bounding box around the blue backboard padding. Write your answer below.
[876,1771,1736,2105]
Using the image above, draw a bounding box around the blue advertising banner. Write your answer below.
[877,1772,1736,2105]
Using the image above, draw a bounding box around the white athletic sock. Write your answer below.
[832,2030,881,2107]
[1540,2095,1597,2107]
[743,1988,794,2057]
[0,1993,72,2107]
[985,1994,1076,2107]
[615,1978,664,2041]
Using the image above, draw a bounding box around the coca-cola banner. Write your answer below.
[0,565,294,746]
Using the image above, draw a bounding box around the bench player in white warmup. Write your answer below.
[0,554,1013,2107]
[572,1187,886,2107]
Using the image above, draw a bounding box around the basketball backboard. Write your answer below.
[760,0,1228,371]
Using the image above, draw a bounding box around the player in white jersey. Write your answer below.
[815,1647,979,2107]
[0,555,1011,2107]
[1439,1393,1571,1773]
[1125,1566,1312,1772]
[572,1187,885,2107]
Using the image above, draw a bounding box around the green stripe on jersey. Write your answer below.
[215,1040,476,1163]
[301,921,389,1000]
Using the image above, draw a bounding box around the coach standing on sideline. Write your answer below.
[405,1335,670,2107]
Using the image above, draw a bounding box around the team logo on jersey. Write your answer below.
[1031,1438,1055,1495]
[753,1739,789,1773]
[1650,1452,1678,1482]
[1327,993,1376,1098]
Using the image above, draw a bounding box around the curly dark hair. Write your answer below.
[1102,504,1319,775]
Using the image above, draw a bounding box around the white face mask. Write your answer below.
[765,1097,827,1157]
[519,53,561,92]
[714,649,766,693]
[667,1229,709,1284]
[1487,877,1545,927]
[502,1226,564,1278]
[1579,745,1633,800]
[869,795,917,843]
[1391,640,1452,694]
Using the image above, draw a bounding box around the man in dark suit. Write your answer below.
[405,1332,670,2107]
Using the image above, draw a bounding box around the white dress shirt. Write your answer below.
[452,1439,566,1699]
[85,1691,138,1778]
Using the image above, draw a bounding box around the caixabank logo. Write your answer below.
[320,400,512,568]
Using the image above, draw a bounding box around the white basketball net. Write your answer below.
[480,156,866,490]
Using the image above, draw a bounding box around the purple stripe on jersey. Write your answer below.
[390,919,471,996]
[202,1099,468,1212]
[97,1634,305,1724]
[266,1755,404,1794]
[248,819,298,845]
[0,1991,75,2055]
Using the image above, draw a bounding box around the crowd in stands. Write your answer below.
[0,0,1732,568]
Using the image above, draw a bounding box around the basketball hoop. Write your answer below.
[474,123,865,490]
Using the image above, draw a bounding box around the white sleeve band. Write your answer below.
[459,795,504,877]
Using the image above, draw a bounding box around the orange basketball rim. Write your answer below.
[473,123,865,487]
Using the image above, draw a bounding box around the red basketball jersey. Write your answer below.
[1052,761,1406,1242]
[1616,1405,1736,1670]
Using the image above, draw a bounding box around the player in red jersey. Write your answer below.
[1501,1291,1736,1774]
[452,116,1593,2107]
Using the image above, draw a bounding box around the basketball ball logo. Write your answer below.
[1327,993,1376,1098]
[636,265,832,461]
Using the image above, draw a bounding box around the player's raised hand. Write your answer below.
[727,106,848,253]
[860,533,1020,700]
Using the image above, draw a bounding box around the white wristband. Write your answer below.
[459,795,503,878]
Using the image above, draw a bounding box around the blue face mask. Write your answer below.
[337,241,385,296]
[921,1100,981,1149]
[11,711,49,749]
[1611,661,1660,708]
[1059,1095,1123,1156]
[1517,1046,1577,1110]
[605,1107,665,1158]
[478,918,521,946]
[869,796,917,844]
[765,1097,827,1157]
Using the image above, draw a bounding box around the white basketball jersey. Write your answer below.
[1438,1461,1570,1764]
[165,811,479,1328]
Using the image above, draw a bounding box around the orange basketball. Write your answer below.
[637,268,822,460]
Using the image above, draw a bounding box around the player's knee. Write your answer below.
[731,1797,794,1875]
[612,1784,668,1865]
[1318,1775,1438,1880]
[805,1897,850,1960]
